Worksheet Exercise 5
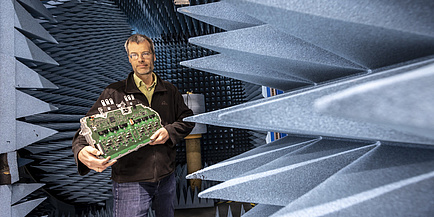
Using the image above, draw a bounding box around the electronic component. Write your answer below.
[80,104,162,160]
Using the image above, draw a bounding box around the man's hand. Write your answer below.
[150,128,169,145]
[78,146,117,173]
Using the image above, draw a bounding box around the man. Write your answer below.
[72,34,195,217]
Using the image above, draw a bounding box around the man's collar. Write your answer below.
[125,72,167,94]
[133,72,157,89]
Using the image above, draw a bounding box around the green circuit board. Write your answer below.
[80,104,162,160]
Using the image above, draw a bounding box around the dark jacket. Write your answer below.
[72,72,194,183]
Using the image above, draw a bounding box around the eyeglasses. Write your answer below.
[129,52,153,60]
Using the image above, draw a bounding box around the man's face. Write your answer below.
[128,41,156,76]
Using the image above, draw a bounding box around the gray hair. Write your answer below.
[124,34,155,54]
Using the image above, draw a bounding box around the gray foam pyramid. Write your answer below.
[180,1,434,216]
[1,0,60,216]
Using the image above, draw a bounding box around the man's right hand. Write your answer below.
[78,146,117,173]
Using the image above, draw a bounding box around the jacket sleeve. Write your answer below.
[72,129,91,175]
[164,90,195,147]
[71,89,109,175]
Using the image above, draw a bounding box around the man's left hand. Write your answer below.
[150,128,169,145]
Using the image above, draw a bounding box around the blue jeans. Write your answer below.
[112,173,176,217]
